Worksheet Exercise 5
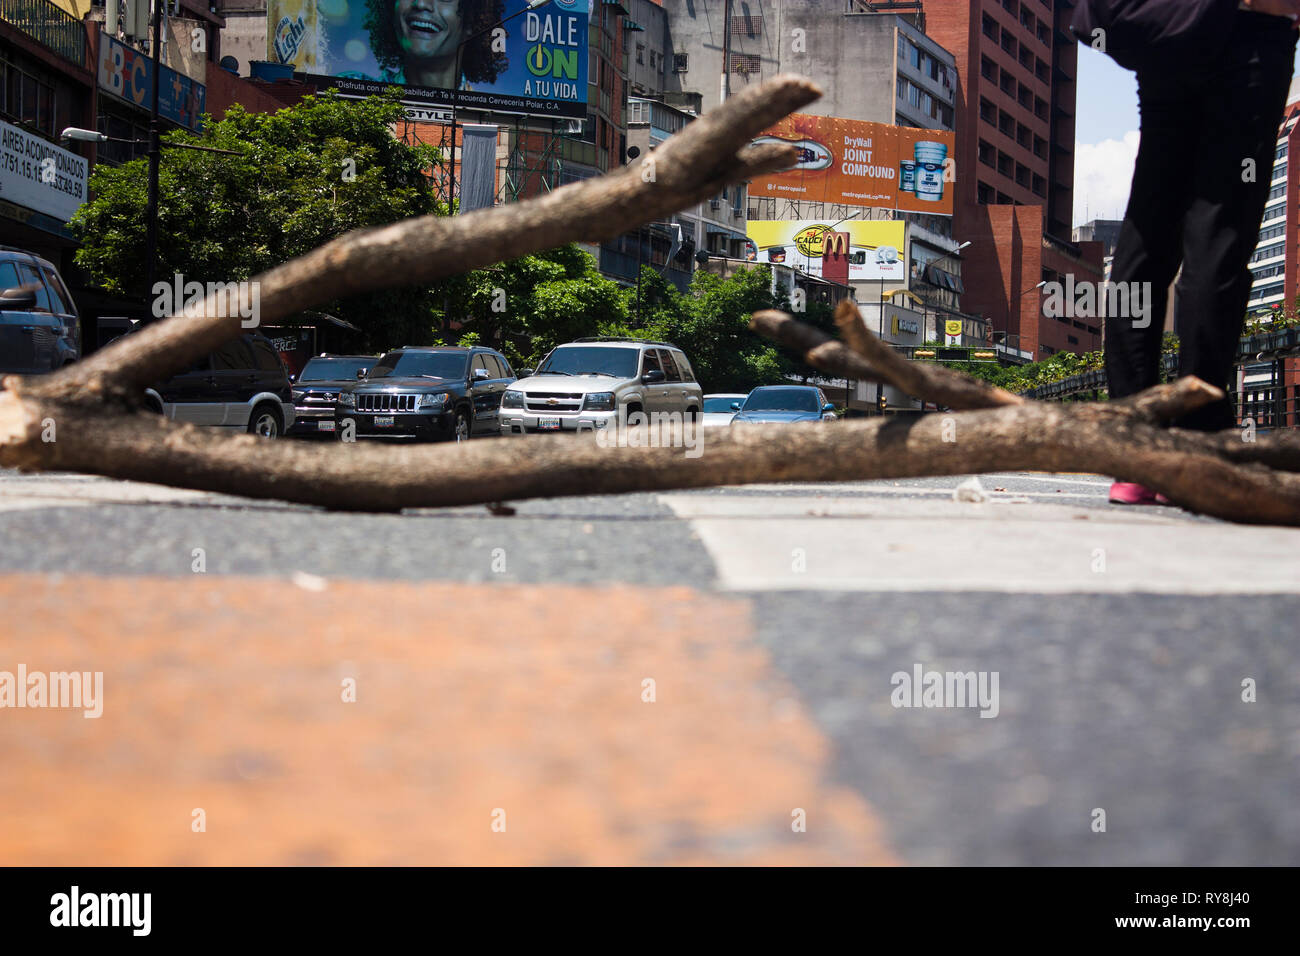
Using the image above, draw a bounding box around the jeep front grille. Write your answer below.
[357,393,418,412]
[524,391,584,414]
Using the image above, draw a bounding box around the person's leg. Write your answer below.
[1105,76,1198,401]
[1174,13,1298,431]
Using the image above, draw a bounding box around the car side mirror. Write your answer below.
[0,285,38,311]
[518,368,533,378]
[730,401,742,411]
[473,367,490,381]
[356,368,368,379]
[642,369,666,384]
[823,403,836,413]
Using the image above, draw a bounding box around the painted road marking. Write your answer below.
[0,575,895,866]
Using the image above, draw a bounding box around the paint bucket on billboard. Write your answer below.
[899,159,916,194]
[913,141,947,202]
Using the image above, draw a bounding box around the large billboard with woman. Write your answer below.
[267,0,591,118]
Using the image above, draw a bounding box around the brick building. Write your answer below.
[925,0,1102,358]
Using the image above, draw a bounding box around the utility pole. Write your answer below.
[144,0,162,301]
[721,0,733,103]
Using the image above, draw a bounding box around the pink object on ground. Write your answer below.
[1109,482,1162,505]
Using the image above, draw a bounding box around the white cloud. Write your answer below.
[1074,131,1140,226]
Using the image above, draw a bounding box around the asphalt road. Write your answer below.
[2,466,1297,865]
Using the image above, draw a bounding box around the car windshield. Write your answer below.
[536,346,640,379]
[367,351,467,380]
[703,396,742,413]
[742,388,821,412]
[298,358,373,382]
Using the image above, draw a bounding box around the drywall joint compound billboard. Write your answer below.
[267,0,591,118]
[750,113,955,216]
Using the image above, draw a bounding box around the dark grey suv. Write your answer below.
[0,247,80,374]
[336,346,515,441]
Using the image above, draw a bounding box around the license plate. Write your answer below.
[317,420,335,432]
[373,416,395,427]
[538,418,562,431]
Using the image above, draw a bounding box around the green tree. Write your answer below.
[70,90,443,348]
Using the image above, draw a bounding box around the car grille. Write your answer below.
[300,390,339,404]
[524,391,584,414]
[357,393,418,412]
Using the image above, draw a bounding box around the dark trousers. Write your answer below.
[1105,12,1297,431]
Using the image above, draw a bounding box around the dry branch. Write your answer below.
[0,74,1297,527]
[750,306,1023,411]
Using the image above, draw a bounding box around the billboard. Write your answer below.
[0,120,88,223]
[750,114,955,216]
[98,32,206,131]
[267,0,591,118]
[746,220,907,283]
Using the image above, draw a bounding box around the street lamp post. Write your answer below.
[145,0,162,299]
[448,0,552,215]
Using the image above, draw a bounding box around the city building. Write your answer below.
[925,0,1103,358]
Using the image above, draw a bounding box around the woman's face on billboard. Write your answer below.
[394,0,463,62]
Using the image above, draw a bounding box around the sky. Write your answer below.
[1073,46,1300,227]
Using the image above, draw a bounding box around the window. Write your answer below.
[212,339,255,371]
[673,52,688,73]
[40,267,71,314]
[250,339,282,373]
[978,139,996,168]
[15,263,51,311]
[636,44,645,65]
[981,56,997,81]
[673,352,695,382]
[0,262,20,293]
[979,97,996,123]
[641,349,663,376]
[656,349,681,382]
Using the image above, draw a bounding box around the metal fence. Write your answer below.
[0,0,86,66]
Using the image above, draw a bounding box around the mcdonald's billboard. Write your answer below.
[749,113,955,216]
[745,220,906,282]
[266,0,591,118]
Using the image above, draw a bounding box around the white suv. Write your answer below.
[500,338,703,435]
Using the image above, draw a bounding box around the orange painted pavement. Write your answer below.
[0,575,896,865]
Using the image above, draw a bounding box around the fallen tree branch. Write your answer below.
[751,307,1023,411]
[1,74,1297,527]
[2,381,1298,523]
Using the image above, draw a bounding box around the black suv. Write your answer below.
[0,247,81,374]
[144,333,296,437]
[336,346,515,441]
[288,353,376,437]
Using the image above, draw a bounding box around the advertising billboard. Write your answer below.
[750,113,955,216]
[745,220,907,283]
[267,0,591,118]
[98,32,206,131]
[0,120,88,224]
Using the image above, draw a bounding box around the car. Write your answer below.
[701,393,748,427]
[0,247,81,374]
[730,385,838,424]
[499,337,703,435]
[287,353,377,438]
[143,333,296,437]
[335,345,515,441]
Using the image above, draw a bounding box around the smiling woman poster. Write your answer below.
[268,0,590,117]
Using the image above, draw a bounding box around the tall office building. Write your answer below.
[926,0,1103,358]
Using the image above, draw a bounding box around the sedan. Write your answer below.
[701,393,748,427]
[730,386,838,424]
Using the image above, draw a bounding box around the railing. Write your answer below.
[0,0,86,66]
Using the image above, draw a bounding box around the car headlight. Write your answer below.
[418,392,449,409]
[501,389,524,409]
[583,392,616,411]
[340,392,355,407]
[291,389,305,402]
